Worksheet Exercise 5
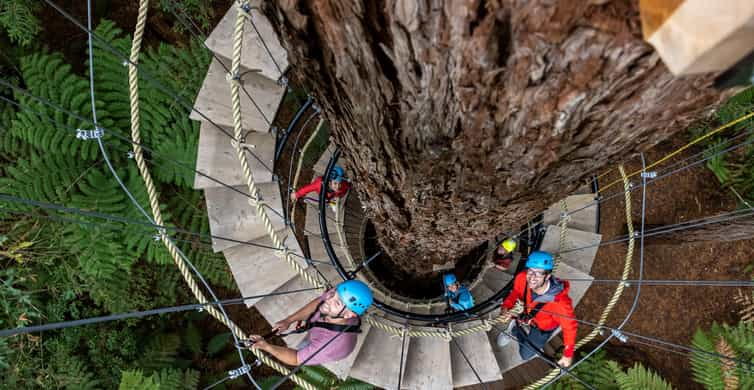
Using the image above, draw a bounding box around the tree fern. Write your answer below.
[13,51,107,160]
[119,370,160,390]
[137,333,182,373]
[550,350,618,390]
[0,0,40,47]
[0,152,91,205]
[608,361,674,390]
[152,116,199,188]
[154,368,200,390]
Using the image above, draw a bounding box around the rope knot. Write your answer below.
[248,196,266,209]
[226,72,244,86]
[481,319,493,332]
[236,1,255,17]
[276,247,290,260]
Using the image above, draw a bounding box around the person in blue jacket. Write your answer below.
[443,273,474,311]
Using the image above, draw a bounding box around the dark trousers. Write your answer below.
[512,324,555,360]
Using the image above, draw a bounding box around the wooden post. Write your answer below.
[641,0,754,75]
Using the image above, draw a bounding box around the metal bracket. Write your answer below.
[76,127,104,140]
[640,171,657,179]
[611,329,628,343]
[228,364,251,380]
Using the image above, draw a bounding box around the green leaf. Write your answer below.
[207,332,232,356]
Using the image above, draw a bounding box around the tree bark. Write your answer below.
[266,0,727,275]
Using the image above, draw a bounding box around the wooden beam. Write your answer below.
[641,0,754,75]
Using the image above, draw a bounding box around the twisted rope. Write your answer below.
[125,0,317,387]
[524,165,635,389]
[553,199,570,271]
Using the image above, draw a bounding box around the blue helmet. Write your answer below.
[525,251,554,271]
[328,166,345,183]
[443,273,457,287]
[336,280,373,316]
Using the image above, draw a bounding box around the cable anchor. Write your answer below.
[228,364,251,380]
[611,329,628,343]
[76,127,104,140]
[640,171,657,179]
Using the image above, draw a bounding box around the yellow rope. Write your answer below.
[553,199,570,272]
[601,111,754,191]
[524,165,635,389]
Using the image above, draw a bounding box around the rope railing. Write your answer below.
[16,1,753,388]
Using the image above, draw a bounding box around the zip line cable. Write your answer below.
[0,287,321,338]
[559,279,754,287]
[599,111,754,192]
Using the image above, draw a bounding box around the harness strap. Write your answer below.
[519,282,547,324]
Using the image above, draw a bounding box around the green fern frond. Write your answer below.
[152,116,199,188]
[299,365,337,388]
[0,0,40,47]
[183,322,202,355]
[153,368,200,390]
[0,152,91,205]
[137,333,181,372]
[119,369,160,390]
[691,327,726,390]
[609,361,674,390]
[337,377,375,390]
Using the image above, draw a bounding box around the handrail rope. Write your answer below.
[228,3,324,388]
[289,119,324,227]
[553,199,570,272]
[542,154,650,390]
[124,0,311,387]
[123,0,263,385]
[524,165,635,389]
[599,111,754,192]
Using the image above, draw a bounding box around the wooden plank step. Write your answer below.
[542,194,598,233]
[204,3,288,81]
[470,281,495,304]
[193,121,274,189]
[204,183,285,252]
[401,332,453,389]
[349,323,411,390]
[254,275,321,347]
[190,58,284,133]
[451,321,503,388]
[307,234,349,267]
[223,233,306,307]
[539,225,602,275]
[322,321,373,380]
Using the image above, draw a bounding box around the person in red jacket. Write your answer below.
[290,165,350,203]
[497,251,577,367]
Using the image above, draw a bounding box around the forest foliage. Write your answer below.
[0,16,249,388]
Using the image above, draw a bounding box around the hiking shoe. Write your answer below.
[496,321,516,347]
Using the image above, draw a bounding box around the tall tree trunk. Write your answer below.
[266,0,727,275]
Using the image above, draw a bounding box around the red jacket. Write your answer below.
[294,176,350,201]
[502,271,578,358]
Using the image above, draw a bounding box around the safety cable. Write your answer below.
[41,0,244,141]
[558,207,754,255]
[0,84,272,200]
[507,128,754,247]
[0,287,321,337]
